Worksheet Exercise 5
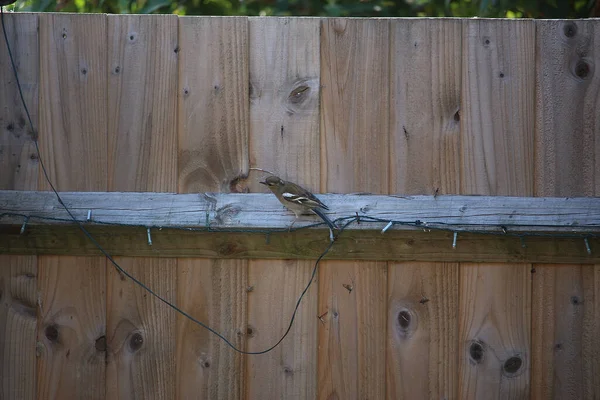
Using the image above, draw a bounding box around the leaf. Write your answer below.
[137,0,170,13]
[479,0,490,15]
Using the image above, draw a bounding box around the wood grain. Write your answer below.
[532,20,600,400]
[246,260,317,399]
[318,18,389,399]
[36,13,108,400]
[176,16,250,400]
[178,17,249,193]
[458,264,531,399]
[0,12,39,191]
[36,256,106,400]
[386,262,458,400]
[458,19,535,399]
[248,17,320,189]
[317,261,387,400]
[106,258,176,400]
[176,259,247,400]
[535,20,600,197]
[583,265,600,398]
[2,224,598,263]
[246,17,320,400]
[531,265,599,399]
[5,191,598,233]
[390,19,462,195]
[105,14,179,400]
[38,13,108,191]
[0,14,39,400]
[107,14,178,192]
[461,20,535,196]
[0,255,37,400]
[320,18,389,193]
[387,19,461,399]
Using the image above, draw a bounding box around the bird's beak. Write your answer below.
[259,181,267,186]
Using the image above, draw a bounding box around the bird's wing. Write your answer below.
[282,182,329,210]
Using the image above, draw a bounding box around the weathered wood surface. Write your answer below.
[177,16,249,193]
[0,12,39,400]
[1,13,600,400]
[458,18,535,400]
[1,191,598,262]
[531,19,600,400]
[105,13,179,400]
[318,17,390,400]
[247,17,319,400]
[36,13,108,400]
[1,191,599,233]
[1,223,598,263]
[387,18,462,400]
[176,17,250,400]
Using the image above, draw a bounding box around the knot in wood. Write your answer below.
[574,59,591,80]
[288,85,310,104]
[503,356,523,375]
[45,324,59,343]
[395,307,417,338]
[95,336,107,352]
[469,340,485,364]
[563,22,577,38]
[128,332,144,352]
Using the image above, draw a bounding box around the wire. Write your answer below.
[0,6,336,355]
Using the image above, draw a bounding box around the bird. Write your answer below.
[260,175,338,232]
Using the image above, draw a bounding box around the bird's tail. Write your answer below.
[313,208,339,230]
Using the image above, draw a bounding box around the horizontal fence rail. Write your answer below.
[1,190,599,262]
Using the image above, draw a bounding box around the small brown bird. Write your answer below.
[260,175,338,231]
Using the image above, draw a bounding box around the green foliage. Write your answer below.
[6,0,599,18]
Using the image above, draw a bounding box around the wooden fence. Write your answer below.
[1,12,599,399]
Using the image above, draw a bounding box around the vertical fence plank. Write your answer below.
[0,255,37,400]
[176,16,250,400]
[534,21,599,198]
[37,13,107,400]
[105,14,179,400]
[38,13,108,192]
[176,259,247,400]
[531,265,599,399]
[248,17,320,185]
[178,16,249,193]
[107,14,178,193]
[320,18,389,193]
[461,21,535,196]
[106,258,176,399]
[318,261,387,400]
[36,256,106,399]
[458,19,535,399]
[459,264,531,399]
[386,262,458,400]
[246,260,317,399]
[0,12,39,400]
[318,18,389,400]
[387,19,461,400]
[247,17,320,400]
[390,19,462,195]
[0,13,39,191]
[532,20,600,400]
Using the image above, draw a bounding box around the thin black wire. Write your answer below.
[0,6,336,355]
